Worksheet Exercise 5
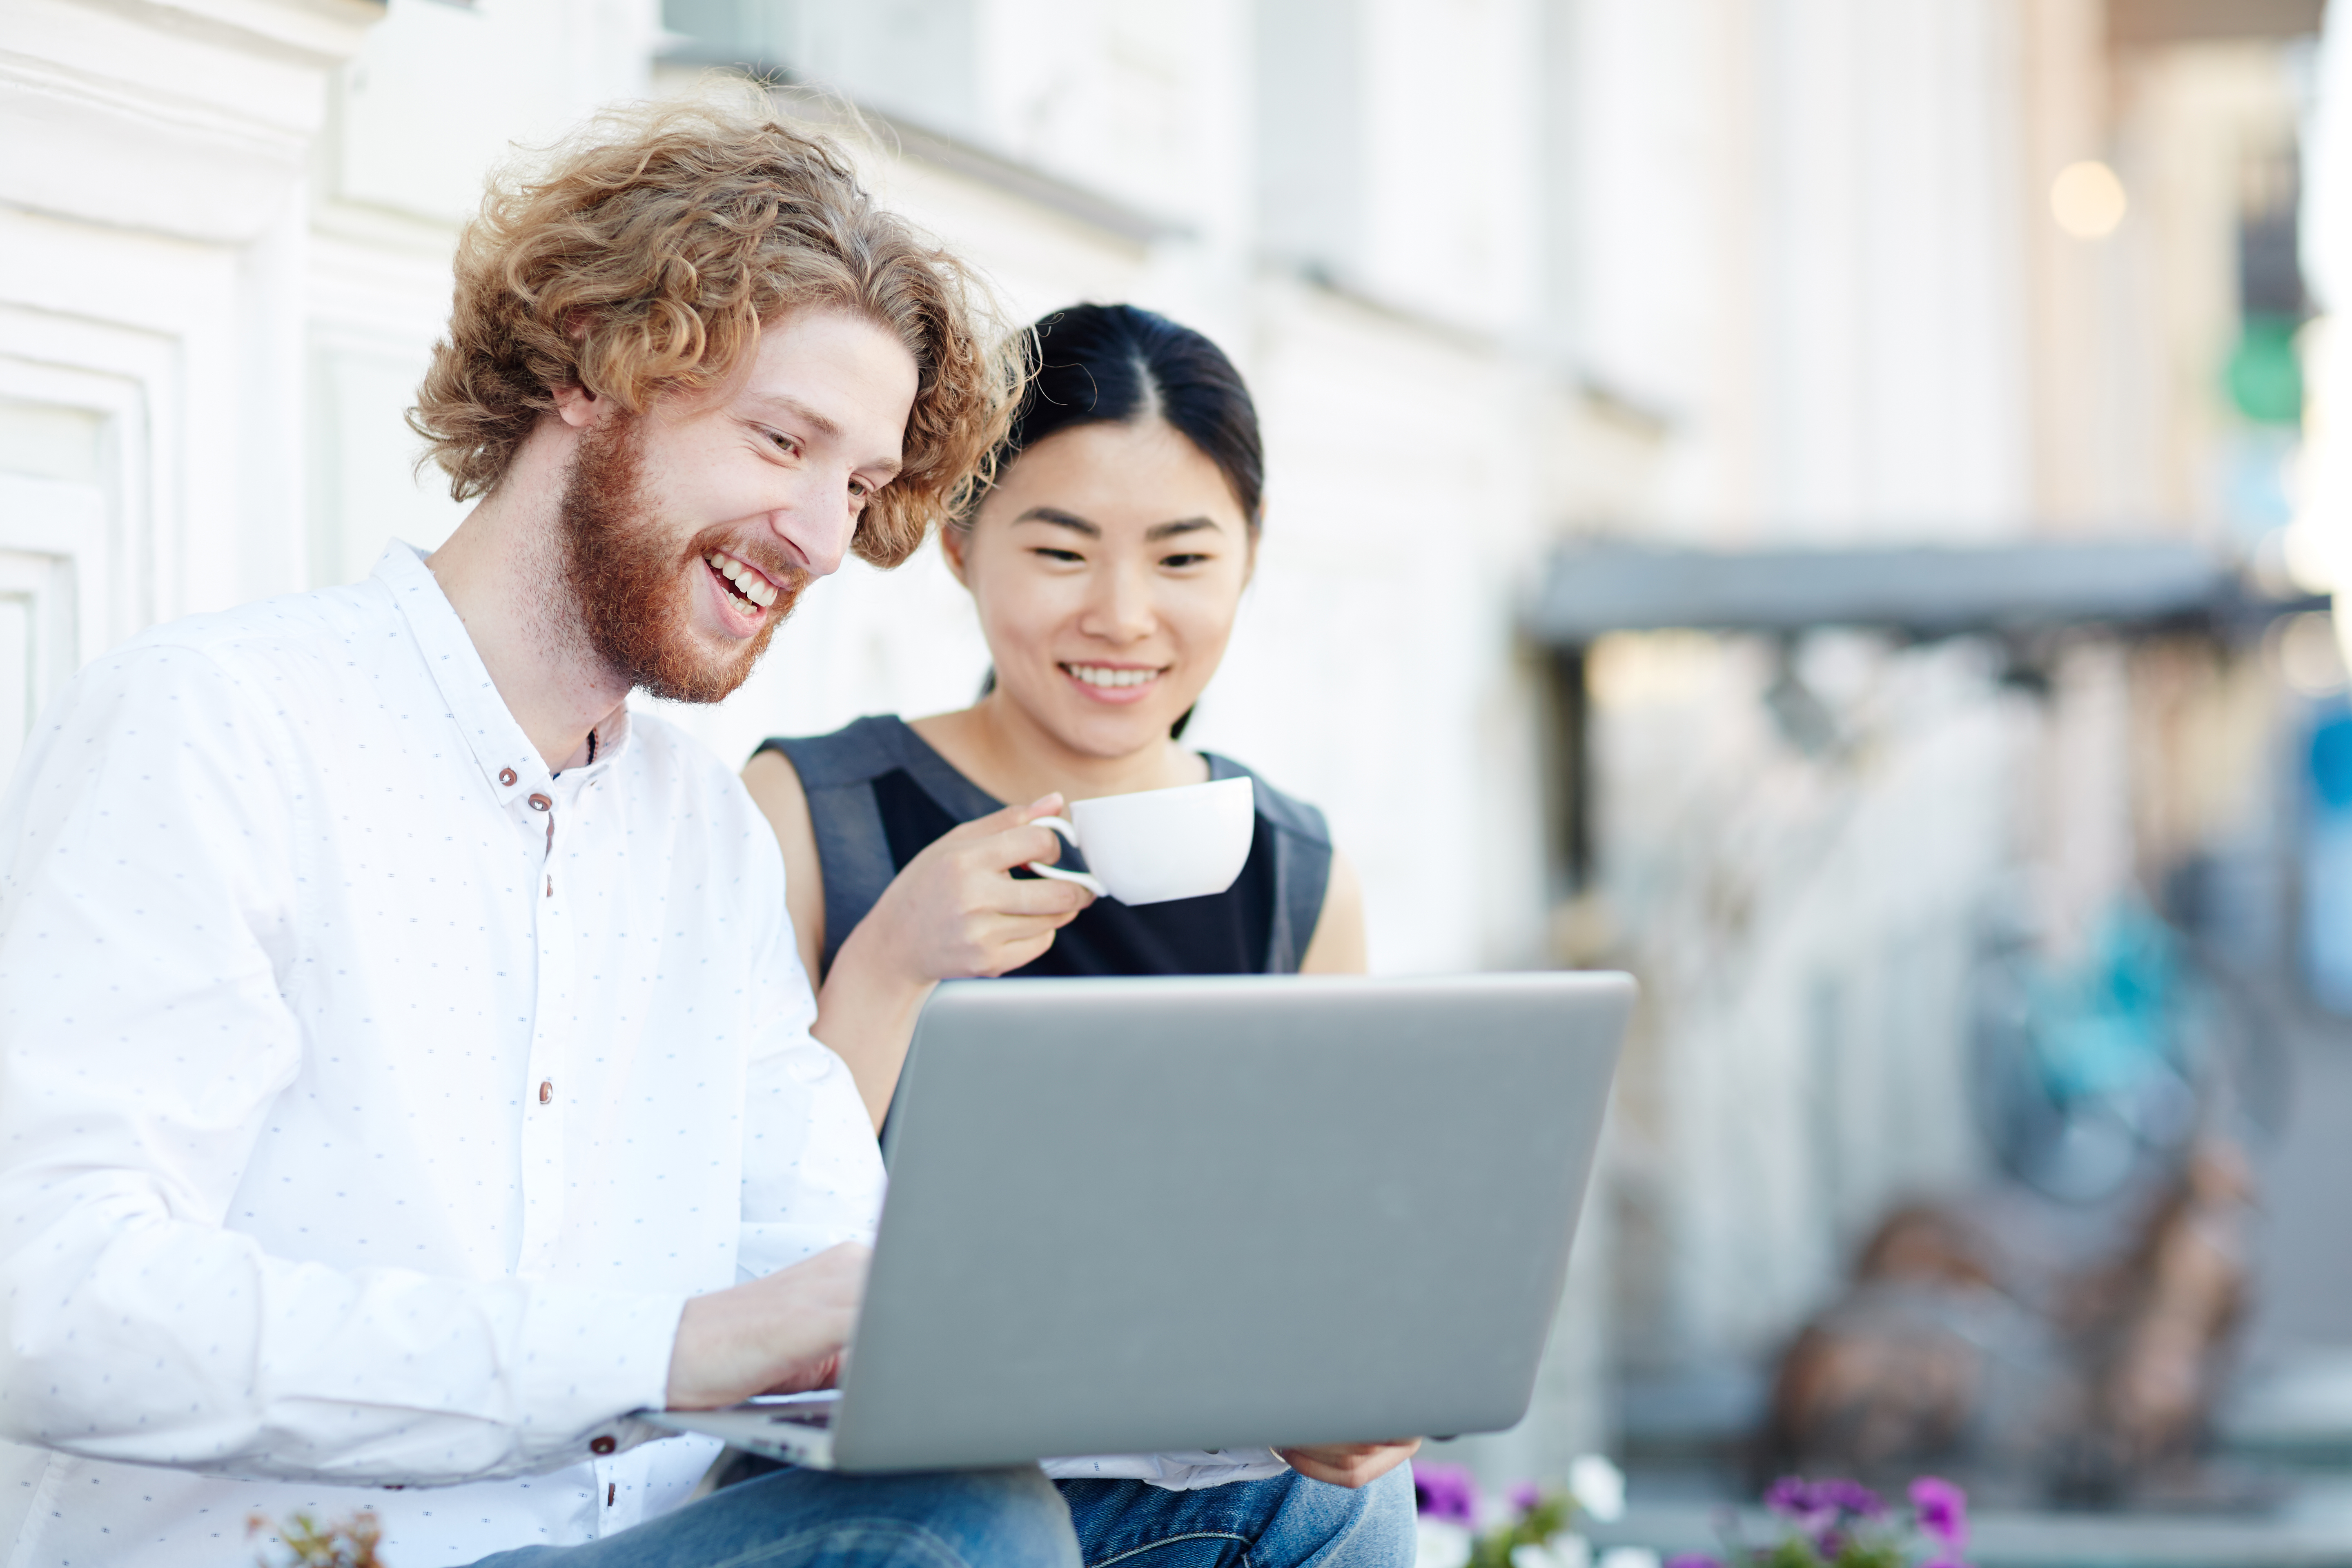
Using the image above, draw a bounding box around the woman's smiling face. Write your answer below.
[948,416,1253,760]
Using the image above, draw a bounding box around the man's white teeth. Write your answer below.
[706,552,778,608]
[1067,664,1160,688]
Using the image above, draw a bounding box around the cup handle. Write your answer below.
[1025,816,1107,898]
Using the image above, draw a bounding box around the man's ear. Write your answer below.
[551,382,604,430]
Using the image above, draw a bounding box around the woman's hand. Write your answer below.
[1277,1439,1421,1488]
[848,794,1097,988]
[816,795,1095,1128]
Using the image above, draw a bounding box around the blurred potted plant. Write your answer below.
[247,1510,386,1568]
[1412,1454,1643,1568]
[1669,1476,1971,1568]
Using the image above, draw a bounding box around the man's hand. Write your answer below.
[664,1242,871,1410]
[1278,1439,1421,1488]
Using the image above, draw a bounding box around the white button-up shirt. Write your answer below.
[0,543,883,1566]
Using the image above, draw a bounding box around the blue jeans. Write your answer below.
[1058,1466,1415,1566]
[457,1463,1415,1567]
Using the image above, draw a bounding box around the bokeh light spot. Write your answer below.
[2277,610,2349,697]
[2050,159,2128,239]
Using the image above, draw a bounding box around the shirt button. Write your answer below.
[590,1435,617,1456]
[538,1079,554,1105]
[499,768,518,786]
[528,793,552,812]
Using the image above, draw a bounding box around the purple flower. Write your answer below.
[1763,1475,1883,1555]
[1412,1461,1479,1526]
[1666,1557,1727,1568]
[1507,1481,1543,1514]
[1910,1476,1969,1550]
[1817,1479,1883,1518]
[1765,1476,1882,1521]
[1764,1477,1835,1548]
[1763,1475,1815,1517]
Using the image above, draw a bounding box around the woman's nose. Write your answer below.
[1082,563,1156,641]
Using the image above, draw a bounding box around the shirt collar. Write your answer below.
[373,541,631,801]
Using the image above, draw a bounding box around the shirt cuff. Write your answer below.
[516,1285,687,1453]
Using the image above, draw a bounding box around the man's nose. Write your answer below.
[764,473,857,578]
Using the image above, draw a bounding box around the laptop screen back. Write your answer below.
[833,971,1632,1472]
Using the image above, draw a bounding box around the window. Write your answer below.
[662,0,980,139]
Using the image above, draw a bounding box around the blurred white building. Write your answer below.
[0,0,2323,1504]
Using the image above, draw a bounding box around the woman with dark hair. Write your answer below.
[739,303,1412,1557]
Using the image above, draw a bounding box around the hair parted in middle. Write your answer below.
[953,302,1264,537]
[408,88,1022,567]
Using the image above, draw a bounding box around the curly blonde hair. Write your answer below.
[409,94,1019,567]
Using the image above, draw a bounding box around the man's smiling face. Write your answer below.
[557,307,920,703]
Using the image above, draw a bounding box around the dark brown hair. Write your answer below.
[954,303,1263,532]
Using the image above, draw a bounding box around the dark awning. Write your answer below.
[1526,539,2299,644]
[2109,0,2326,45]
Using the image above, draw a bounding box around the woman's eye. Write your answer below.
[1160,552,1210,569]
[1033,547,1085,564]
[768,430,800,455]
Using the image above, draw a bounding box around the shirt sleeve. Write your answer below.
[0,644,680,1486]
[735,817,885,1282]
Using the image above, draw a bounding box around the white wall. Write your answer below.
[1593,633,2014,1361]
[1567,0,2032,543]
[0,0,386,786]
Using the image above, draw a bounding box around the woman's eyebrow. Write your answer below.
[1012,508,1220,540]
[1013,506,1100,536]
[1145,517,1218,541]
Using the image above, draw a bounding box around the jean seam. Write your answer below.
[706,1519,970,1568]
[1088,1530,1252,1568]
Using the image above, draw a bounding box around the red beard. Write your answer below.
[557,414,804,704]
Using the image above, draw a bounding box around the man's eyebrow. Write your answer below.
[1013,506,1100,537]
[747,394,842,441]
[747,394,903,477]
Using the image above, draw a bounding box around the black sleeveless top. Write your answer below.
[755,716,1334,979]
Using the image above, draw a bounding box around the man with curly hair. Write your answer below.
[0,98,1400,1568]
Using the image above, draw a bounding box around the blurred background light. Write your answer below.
[2051,158,2130,239]
[2278,609,2350,695]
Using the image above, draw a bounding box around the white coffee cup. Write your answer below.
[1024,776,1257,905]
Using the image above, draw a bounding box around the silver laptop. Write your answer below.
[646,971,1632,1471]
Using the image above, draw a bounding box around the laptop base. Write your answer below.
[649,1393,839,1468]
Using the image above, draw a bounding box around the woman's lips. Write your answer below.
[1060,662,1167,706]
